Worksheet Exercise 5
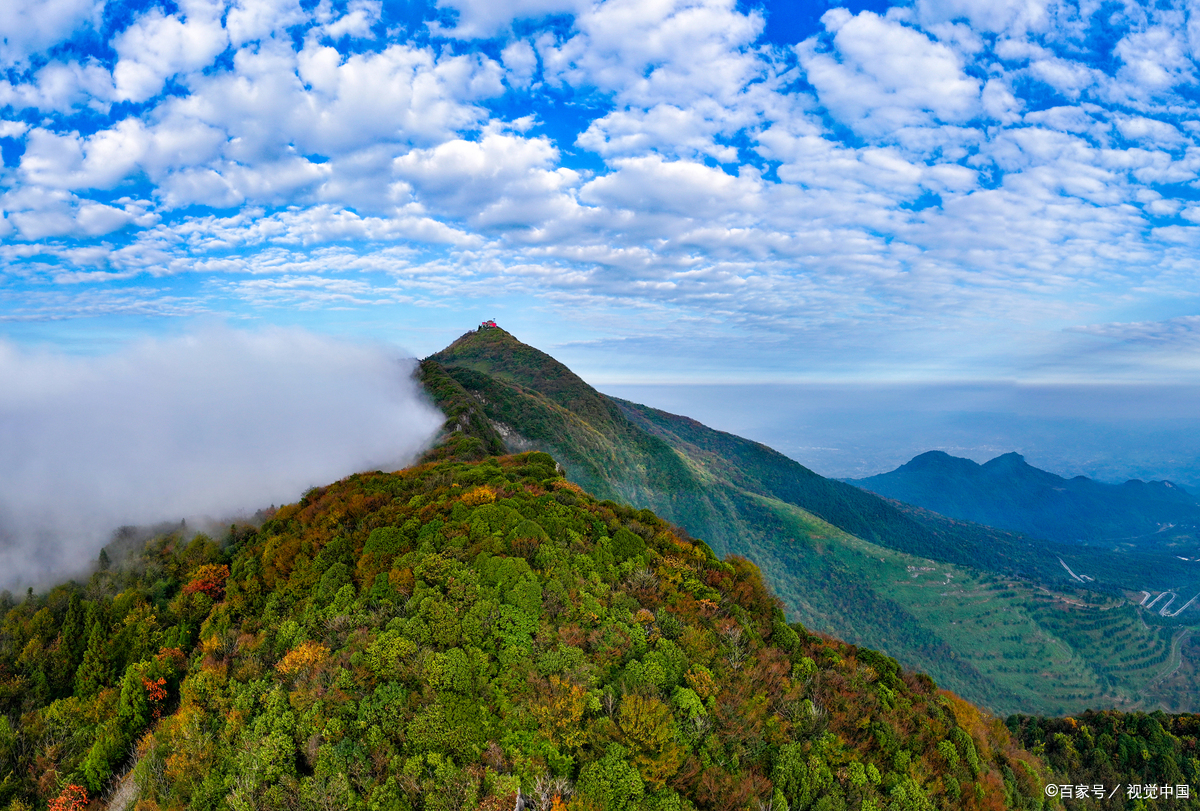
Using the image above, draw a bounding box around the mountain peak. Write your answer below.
[429,324,625,437]
[433,322,526,359]
[899,450,981,473]
[431,325,581,390]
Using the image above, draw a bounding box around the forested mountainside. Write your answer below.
[850,452,1200,552]
[420,327,1200,716]
[1010,712,1200,810]
[0,452,1054,811]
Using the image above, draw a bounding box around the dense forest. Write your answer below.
[0,452,1055,810]
[1010,712,1200,809]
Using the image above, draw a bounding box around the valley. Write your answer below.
[727,493,1194,717]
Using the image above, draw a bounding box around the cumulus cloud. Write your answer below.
[580,155,761,218]
[914,0,1052,35]
[225,0,307,47]
[1113,25,1195,99]
[1,186,135,240]
[0,327,444,589]
[541,0,764,106]
[432,0,589,39]
[0,0,104,65]
[112,1,229,103]
[798,10,982,137]
[392,126,579,227]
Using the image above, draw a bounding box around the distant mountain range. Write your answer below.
[419,326,1200,714]
[849,451,1200,551]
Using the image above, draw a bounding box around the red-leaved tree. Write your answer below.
[181,563,230,601]
[49,784,88,811]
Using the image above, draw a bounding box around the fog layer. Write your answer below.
[0,327,444,589]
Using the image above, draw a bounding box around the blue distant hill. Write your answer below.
[849,451,1200,549]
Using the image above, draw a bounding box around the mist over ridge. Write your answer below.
[0,326,444,591]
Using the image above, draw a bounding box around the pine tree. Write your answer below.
[53,594,85,697]
[74,614,109,697]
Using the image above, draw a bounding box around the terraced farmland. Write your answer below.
[749,493,1200,716]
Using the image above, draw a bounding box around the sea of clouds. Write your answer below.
[0,326,443,590]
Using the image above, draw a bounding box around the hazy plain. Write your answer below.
[600,382,1200,489]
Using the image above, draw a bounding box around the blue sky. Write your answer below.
[2,0,1200,386]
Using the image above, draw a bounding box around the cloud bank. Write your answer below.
[0,327,443,589]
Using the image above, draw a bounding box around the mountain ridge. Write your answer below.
[849,450,1200,549]
[417,325,1200,715]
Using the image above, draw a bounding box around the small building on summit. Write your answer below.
[480,319,498,329]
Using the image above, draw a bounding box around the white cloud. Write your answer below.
[0,0,104,65]
[323,0,382,39]
[18,121,149,190]
[798,10,982,137]
[579,155,761,219]
[0,59,114,113]
[501,39,538,88]
[1116,115,1188,148]
[1027,56,1098,99]
[393,126,579,227]
[1113,25,1195,99]
[1022,105,1104,135]
[981,77,1022,123]
[0,327,443,588]
[1,185,133,240]
[164,39,504,162]
[225,0,307,47]
[15,34,509,215]
[577,103,742,160]
[112,3,229,103]
[914,0,1052,35]
[432,0,589,39]
[541,0,765,107]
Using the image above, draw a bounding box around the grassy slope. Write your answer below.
[422,327,1200,715]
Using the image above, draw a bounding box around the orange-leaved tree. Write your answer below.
[181,564,230,601]
[48,784,87,811]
